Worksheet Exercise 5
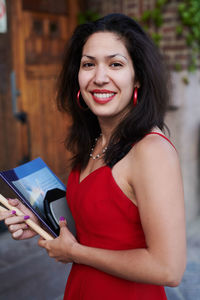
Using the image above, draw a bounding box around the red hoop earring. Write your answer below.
[76,90,88,110]
[133,87,138,106]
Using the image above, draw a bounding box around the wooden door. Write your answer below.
[9,0,79,178]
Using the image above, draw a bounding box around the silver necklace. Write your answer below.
[90,135,108,160]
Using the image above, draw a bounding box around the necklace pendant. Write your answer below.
[89,134,108,160]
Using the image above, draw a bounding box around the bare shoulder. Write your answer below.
[126,131,182,196]
[127,131,184,235]
[130,131,178,167]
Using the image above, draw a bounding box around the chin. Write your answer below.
[92,108,117,117]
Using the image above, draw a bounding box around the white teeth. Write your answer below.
[93,93,115,99]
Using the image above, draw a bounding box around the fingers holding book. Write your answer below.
[0,195,54,240]
[1,198,38,240]
[38,216,77,263]
[4,212,36,240]
[7,220,29,234]
[7,198,39,224]
[0,202,29,239]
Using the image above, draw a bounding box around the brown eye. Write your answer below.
[110,62,123,68]
[82,62,94,68]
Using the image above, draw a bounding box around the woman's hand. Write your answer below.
[38,218,78,264]
[2,198,39,240]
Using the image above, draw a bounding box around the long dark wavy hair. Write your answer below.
[56,13,169,169]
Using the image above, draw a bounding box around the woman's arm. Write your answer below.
[39,135,186,286]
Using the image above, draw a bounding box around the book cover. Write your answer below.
[0,158,76,237]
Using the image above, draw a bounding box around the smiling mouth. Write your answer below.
[91,90,116,103]
[93,92,115,99]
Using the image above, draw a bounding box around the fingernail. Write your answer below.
[59,216,65,221]
[24,215,30,220]
[12,210,16,214]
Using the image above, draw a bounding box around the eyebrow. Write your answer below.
[81,54,128,61]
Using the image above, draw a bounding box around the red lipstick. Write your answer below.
[91,89,116,104]
[92,89,116,93]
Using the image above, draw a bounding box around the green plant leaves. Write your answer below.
[140,0,200,71]
[78,10,100,24]
[178,0,200,71]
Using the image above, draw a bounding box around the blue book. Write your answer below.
[0,158,76,237]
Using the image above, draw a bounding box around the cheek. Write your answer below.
[78,71,92,90]
[126,72,135,94]
[118,73,134,94]
[120,79,135,104]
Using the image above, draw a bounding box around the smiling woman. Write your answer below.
[1,13,186,300]
[78,32,136,119]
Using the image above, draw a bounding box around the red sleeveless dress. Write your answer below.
[64,133,174,300]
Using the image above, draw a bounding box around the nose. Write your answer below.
[93,65,109,85]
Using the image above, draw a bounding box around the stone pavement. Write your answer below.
[0,229,71,300]
[0,218,200,300]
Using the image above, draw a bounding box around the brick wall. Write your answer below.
[85,0,193,71]
[159,1,190,70]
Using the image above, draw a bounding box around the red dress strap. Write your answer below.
[146,132,176,151]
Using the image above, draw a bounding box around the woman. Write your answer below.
[1,14,186,299]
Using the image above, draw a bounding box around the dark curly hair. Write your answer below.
[56,13,169,169]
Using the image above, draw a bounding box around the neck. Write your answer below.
[98,118,117,147]
[97,107,130,146]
